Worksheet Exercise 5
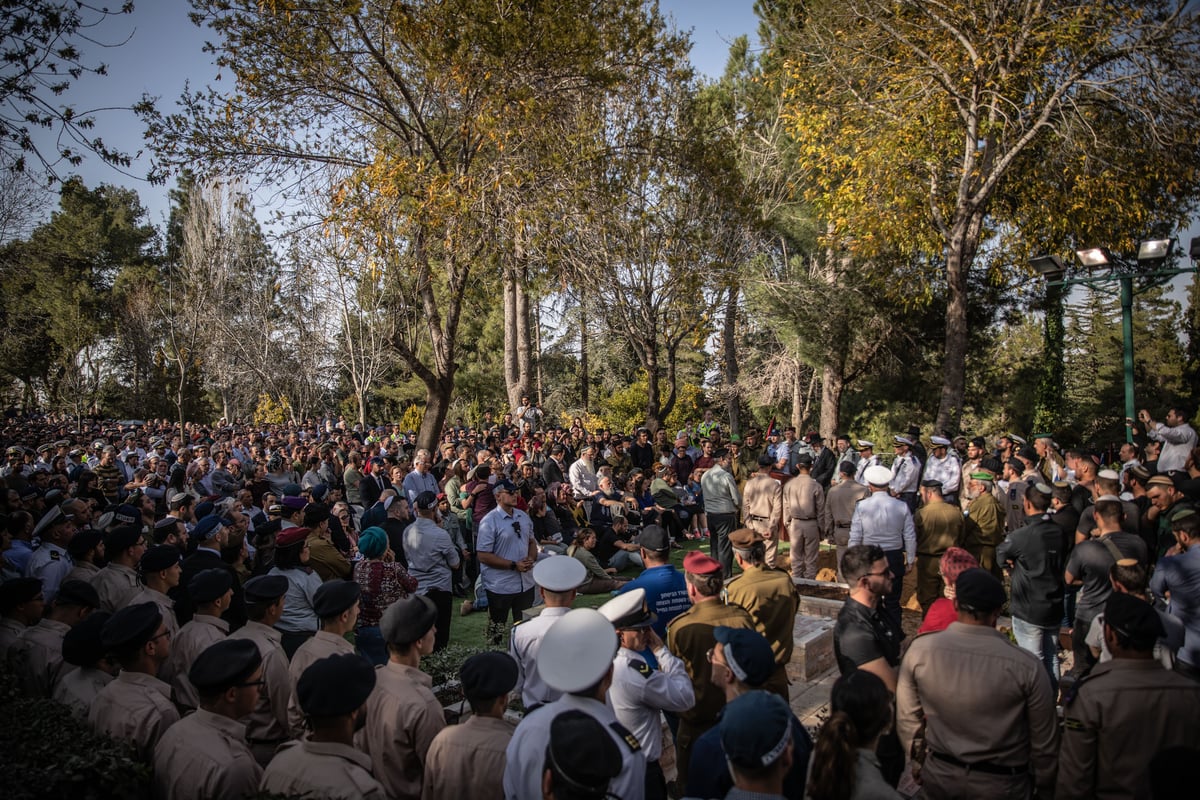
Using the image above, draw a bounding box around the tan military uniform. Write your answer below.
[421,714,515,800]
[163,614,229,710]
[782,473,825,580]
[724,565,799,701]
[742,472,783,567]
[128,586,179,639]
[261,739,387,799]
[152,708,262,800]
[913,500,965,612]
[1057,659,1200,799]
[666,598,756,789]
[360,661,446,800]
[305,533,351,582]
[92,563,141,613]
[7,617,72,697]
[0,616,26,654]
[964,492,1005,579]
[822,480,869,579]
[959,459,980,511]
[228,620,293,766]
[897,623,1058,799]
[88,670,181,761]
[52,666,113,719]
[286,629,356,737]
[64,560,100,585]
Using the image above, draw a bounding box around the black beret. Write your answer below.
[955,568,1006,613]
[312,580,361,618]
[66,528,104,559]
[1017,445,1038,463]
[188,568,234,604]
[113,504,140,525]
[140,544,182,574]
[380,594,437,646]
[920,479,943,489]
[794,453,813,467]
[459,652,519,700]
[104,525,144,555]
[546,710,622,792]
[0,577,44,612]
[55,579,100,609]
[243,575,289,603]
[1104,592,1164,644]
[979,456,1004,474]
[101,602,163,650]
[296,653,376,717]
[189,638,262,691]
[62,611,112,667]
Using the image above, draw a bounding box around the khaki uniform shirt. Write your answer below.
[152,709,262,800]
[666,598,755,730]
[228,620,292,748]
[725,565,800,667]
[8,617,72,697]
[822,480,869,532]
[1057,659,1200,800]
[65,560,100,585]
[421,714,515,800]
[964,492,1005,547]
[128,586,179,639]
[360,661,446,800]
[0,616,26,654]
[93,562,141,613]
[163,614,229,710]
[742,473,782,533]
[306,534,351,582]
[262,739,387,800]
[782,473,825,533]
[88,670,181,761]
[913,500,965,555]
[52,666,114,719]
[286,629,355,737]
[897,623,1058,796]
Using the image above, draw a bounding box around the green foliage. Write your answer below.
[597,379,706,433]
[0,664,152,799]
[419,643,496,689]
[254,393,290,424]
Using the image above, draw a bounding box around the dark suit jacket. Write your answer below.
[174,546,246,630]
[360,471,389,508]
[542,458,565,488]
[811,448,837,488]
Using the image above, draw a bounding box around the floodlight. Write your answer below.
[1075,247,1112,269]
[1030,255,1065,277]
[1136,238,1174,263]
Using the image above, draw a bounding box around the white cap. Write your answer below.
[893,435,913,446]
[598,588,655,629]
[532,556,587,592]
[1097,469,1120,481]
[537,608,618,693]
[864,465,893,486]
[855,440,875,450]
[930,435,951,446]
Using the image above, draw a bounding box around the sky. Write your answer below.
[35,0,761,227]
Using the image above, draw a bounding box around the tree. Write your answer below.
[777,0,1200,432]
[0,0,139,176]
[144,0,687,450]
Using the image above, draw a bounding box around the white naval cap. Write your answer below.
[893,435,914,446]
[864,465,893,486]
[855,440,875,450]
[537,608,618,693]
[532,556,587,592]
[930,435,951,447]
[598,588,656,630]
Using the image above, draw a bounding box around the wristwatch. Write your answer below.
[510,560,517,571]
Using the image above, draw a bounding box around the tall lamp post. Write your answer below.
[1031,237,1200,443]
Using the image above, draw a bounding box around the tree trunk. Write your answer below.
[646,348,661,431]
[357,392,368,428]
[791,359,803,430]
[820,359,844,440]
[516,273,532,402]
[935,212,983,434]
[1032,280,1065,434]
[417,374,455,453]
[503,269,520,412]
[534,299,544,406]
[723,283,740,435]
[579,300,589,412]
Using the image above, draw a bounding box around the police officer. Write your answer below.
[849,465,916,630]
[782,453,825,580]
[599,588,694,800]
[152,638,264,800]
[742,454,783,567]
[227,575,292,767]
[24,503,77,604]
[510,556,588,710]
[724,528,798,701]
[504,608,646,800]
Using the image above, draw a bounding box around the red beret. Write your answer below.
[275,527,310,548]
[683,551,722,575]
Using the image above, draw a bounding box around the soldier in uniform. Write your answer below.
[782,454,825,580]
[823,461,870,580]
[742,454,783,568]
[0,578,45,656]
[599,589,694,800]
[423,652,519,800]
[1057,592,1200,799]
[92,525,145,613]
[163,568,233,710]
[286,579,360,736]
[912,479,965,615]
[24,503,77,603]
[737,429,763,477]
[227,575,293,767]
[666,551,756,789]
[923,435,962,506]
[63,529,103,584]
[959,436,986,511]
[963,471,1005,579]
[89,602,180,761]
[897,569,1057,799]
[504,608,647,800]
[262,653,387,799]
[130,544,182,638]
[854,440,882,485]
[53,610,115,719]
[8,579,98,697]
[889,436,922,512]
[152,639,264,800]
[510,556,587,710]
[724,528,799,701]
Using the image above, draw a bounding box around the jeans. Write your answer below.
[1012,616,1060,691]
[607,549,644,572]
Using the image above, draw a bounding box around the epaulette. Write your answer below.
[49,550,60,560]
[665,607,692,629]
[630,658,652,679]
[609,719,642,752]
[512,617,529,627]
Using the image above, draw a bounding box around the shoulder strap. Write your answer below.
[1098,535,1125,564]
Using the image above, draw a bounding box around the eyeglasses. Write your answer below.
[150,629,172,642]
[237,679,266,688]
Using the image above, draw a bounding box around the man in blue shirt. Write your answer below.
[476,479,537,646]
[1150,509,1200,681]
[616,525,689,640]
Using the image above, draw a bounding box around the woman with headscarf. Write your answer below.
[353,525,418,665]
[917,546,980,635]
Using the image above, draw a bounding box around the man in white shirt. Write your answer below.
[1138,406,1197,472]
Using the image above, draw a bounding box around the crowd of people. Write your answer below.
[1,402,1199,799]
